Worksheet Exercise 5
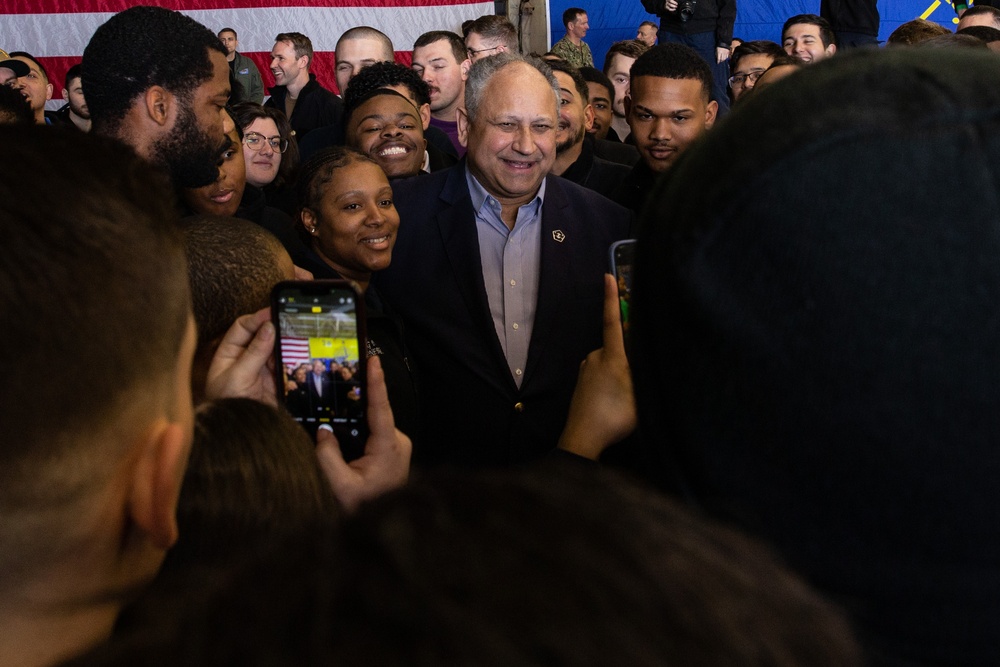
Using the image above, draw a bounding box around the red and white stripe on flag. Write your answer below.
[280,337,312,369]
[2,0,494,95]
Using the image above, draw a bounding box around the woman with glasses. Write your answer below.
[230,102,304,249]
[232,102,300,216]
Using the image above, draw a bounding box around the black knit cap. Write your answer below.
[632,47,1000,664]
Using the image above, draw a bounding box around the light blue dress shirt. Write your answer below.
[466,168,545,388]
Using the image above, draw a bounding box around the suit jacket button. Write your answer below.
[513,401,524,413]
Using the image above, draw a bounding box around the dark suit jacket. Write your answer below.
[265,74,343,140]
[375,163,631,467]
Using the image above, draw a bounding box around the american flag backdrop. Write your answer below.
[2,0,495,97]
[280,336,312,368]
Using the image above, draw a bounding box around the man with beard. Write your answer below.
[83,6,233,190]
[548,60,629,199]
[52,64,91,132]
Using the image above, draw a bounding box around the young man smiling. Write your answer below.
[782,14,838,63]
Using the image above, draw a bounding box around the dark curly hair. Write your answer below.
[343,61,431,108]
[82,6,226,134]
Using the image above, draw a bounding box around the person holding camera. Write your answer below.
[640,0,736,115]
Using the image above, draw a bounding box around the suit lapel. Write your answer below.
[524,177,571,385]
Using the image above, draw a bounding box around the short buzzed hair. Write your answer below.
[630,43,713,102]
[183,216,288,350]
[414,30,467,63]
[603,39,649,74]
[83,6,226,134]
[467,14,518,51]
[218,27,237,38]
[275,32,314,66]
[336,26,395,61]
[0,127,189,563]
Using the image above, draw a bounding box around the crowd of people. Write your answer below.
[2,2,1000,665]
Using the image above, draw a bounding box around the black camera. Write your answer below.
[679,0,696,21]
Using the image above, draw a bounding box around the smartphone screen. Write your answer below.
[609,239,636,333]
[272,281,367,459]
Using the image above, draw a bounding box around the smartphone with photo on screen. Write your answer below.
[271,280,367,461]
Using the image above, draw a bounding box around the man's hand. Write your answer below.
[205,308,278,406]
[664,0,679,10]
[558,273,637,460]
[316,356,412,512]
[716,46,730,63]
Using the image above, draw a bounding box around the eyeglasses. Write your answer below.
[243,131,289,153]
[466,44,501,58]
[728,70,766,87]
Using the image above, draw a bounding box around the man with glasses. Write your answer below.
[464,15,518,63]
[728,40,783,104]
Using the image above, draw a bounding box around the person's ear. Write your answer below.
[456,106,469,147]
[704,99,719,130]
[62,87,70,102]
[127,420,190,550]
[827,43,838,57]
[144,86,172,127]
[301,208,319,234]
[44,82,53,102]
[418,102,432,130]
[584,103,595,132]
[460,58,471,79]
